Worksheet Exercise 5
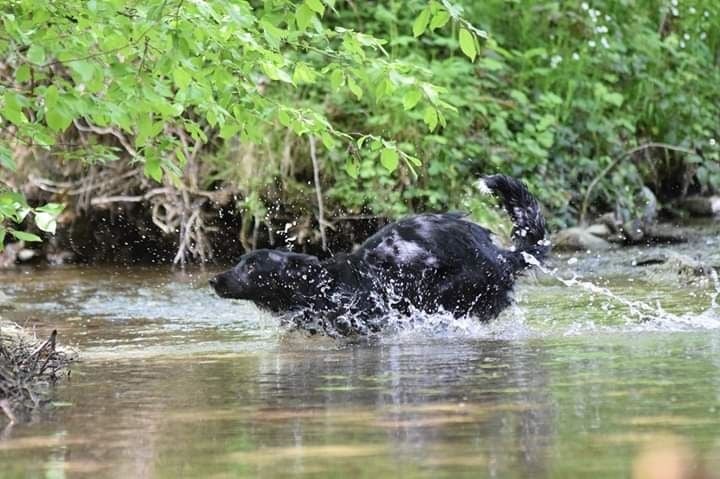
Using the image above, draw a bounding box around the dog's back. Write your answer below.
[345,213,514,319]
[335,176,549,324]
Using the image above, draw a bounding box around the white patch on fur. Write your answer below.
[374,230,428,264]
[268,252,288,264]
[475,178,492,195]
[414,216,435,239]
[396,240,428,262]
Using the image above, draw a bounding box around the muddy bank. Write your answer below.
[1,203,387,266]
[2,180,718,267]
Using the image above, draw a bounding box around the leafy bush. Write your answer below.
[1,0,718,260]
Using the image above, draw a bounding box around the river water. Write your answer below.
[1,223,720,478]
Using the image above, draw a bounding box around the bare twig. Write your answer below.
[73,119,137,157]
[90,187,173,206]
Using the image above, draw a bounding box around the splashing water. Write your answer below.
[286,252,720,340]
[522,251,720,331]
[374,302,533,342]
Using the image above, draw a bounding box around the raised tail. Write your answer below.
[477,174,550,268]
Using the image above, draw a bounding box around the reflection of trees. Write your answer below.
[2,339,554,478]
[256,339,555,477]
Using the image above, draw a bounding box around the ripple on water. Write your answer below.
[1,258,719,353]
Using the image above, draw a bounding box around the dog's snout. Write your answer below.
[209,276,219,288]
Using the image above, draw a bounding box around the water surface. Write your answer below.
[1,226,720,478]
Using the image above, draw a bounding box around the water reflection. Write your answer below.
[0,339,556,478]
[253,339,555,477]
[1,230,720,479]
[632,435,718,479]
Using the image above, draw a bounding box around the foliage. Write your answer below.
[1,0,719,259]
[0,191,63,244]
[0,0,482,255]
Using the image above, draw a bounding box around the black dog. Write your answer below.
[210,175,549,336]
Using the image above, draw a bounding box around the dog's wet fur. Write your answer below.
[210,175,549,336]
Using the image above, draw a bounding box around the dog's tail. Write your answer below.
[477,175,550,270]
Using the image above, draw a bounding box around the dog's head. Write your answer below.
[209,250,325,312]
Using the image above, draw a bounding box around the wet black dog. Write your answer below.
[210,175,549,336]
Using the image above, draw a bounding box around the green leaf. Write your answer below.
[15,64,31,82]
[219,122,240,139]
[459,29,477,61]
[329,69,344,90]
[605,92,624,107]
[380,148,399,172]
[305,0,325,16]
[413,8,431,37]
[70,61,95,82]
[44,85,59,107]
[136,114,153,146]
[144,157,163,182]
[510,90,529,105]
[423,106,438,131]
[261,19,286,48]
[0,145,15,172]
[539,92,564,106]
[0,229,5,250]
[345,159,359,179]
[46,107,73,132]
[293,63,317,84]
[278,109,292,127]
[2,92,27,125]
[537,130,554,149]
[36,203,65,216]
[261,62,291,82]
[374,78,388,100]
[27,45,46,65]
[348,77,363,100]
[34,212,57,234]
[403,89,422,110]
[430,11,451,30]
[173,67,192,90]
[437,110,447,128]
[295,3,315,30]
[537,114,556,131]
[320,132,337,149]
[0,192,31,222]
[10,230,41,242]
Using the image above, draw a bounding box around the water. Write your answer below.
[1,225,720,478]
